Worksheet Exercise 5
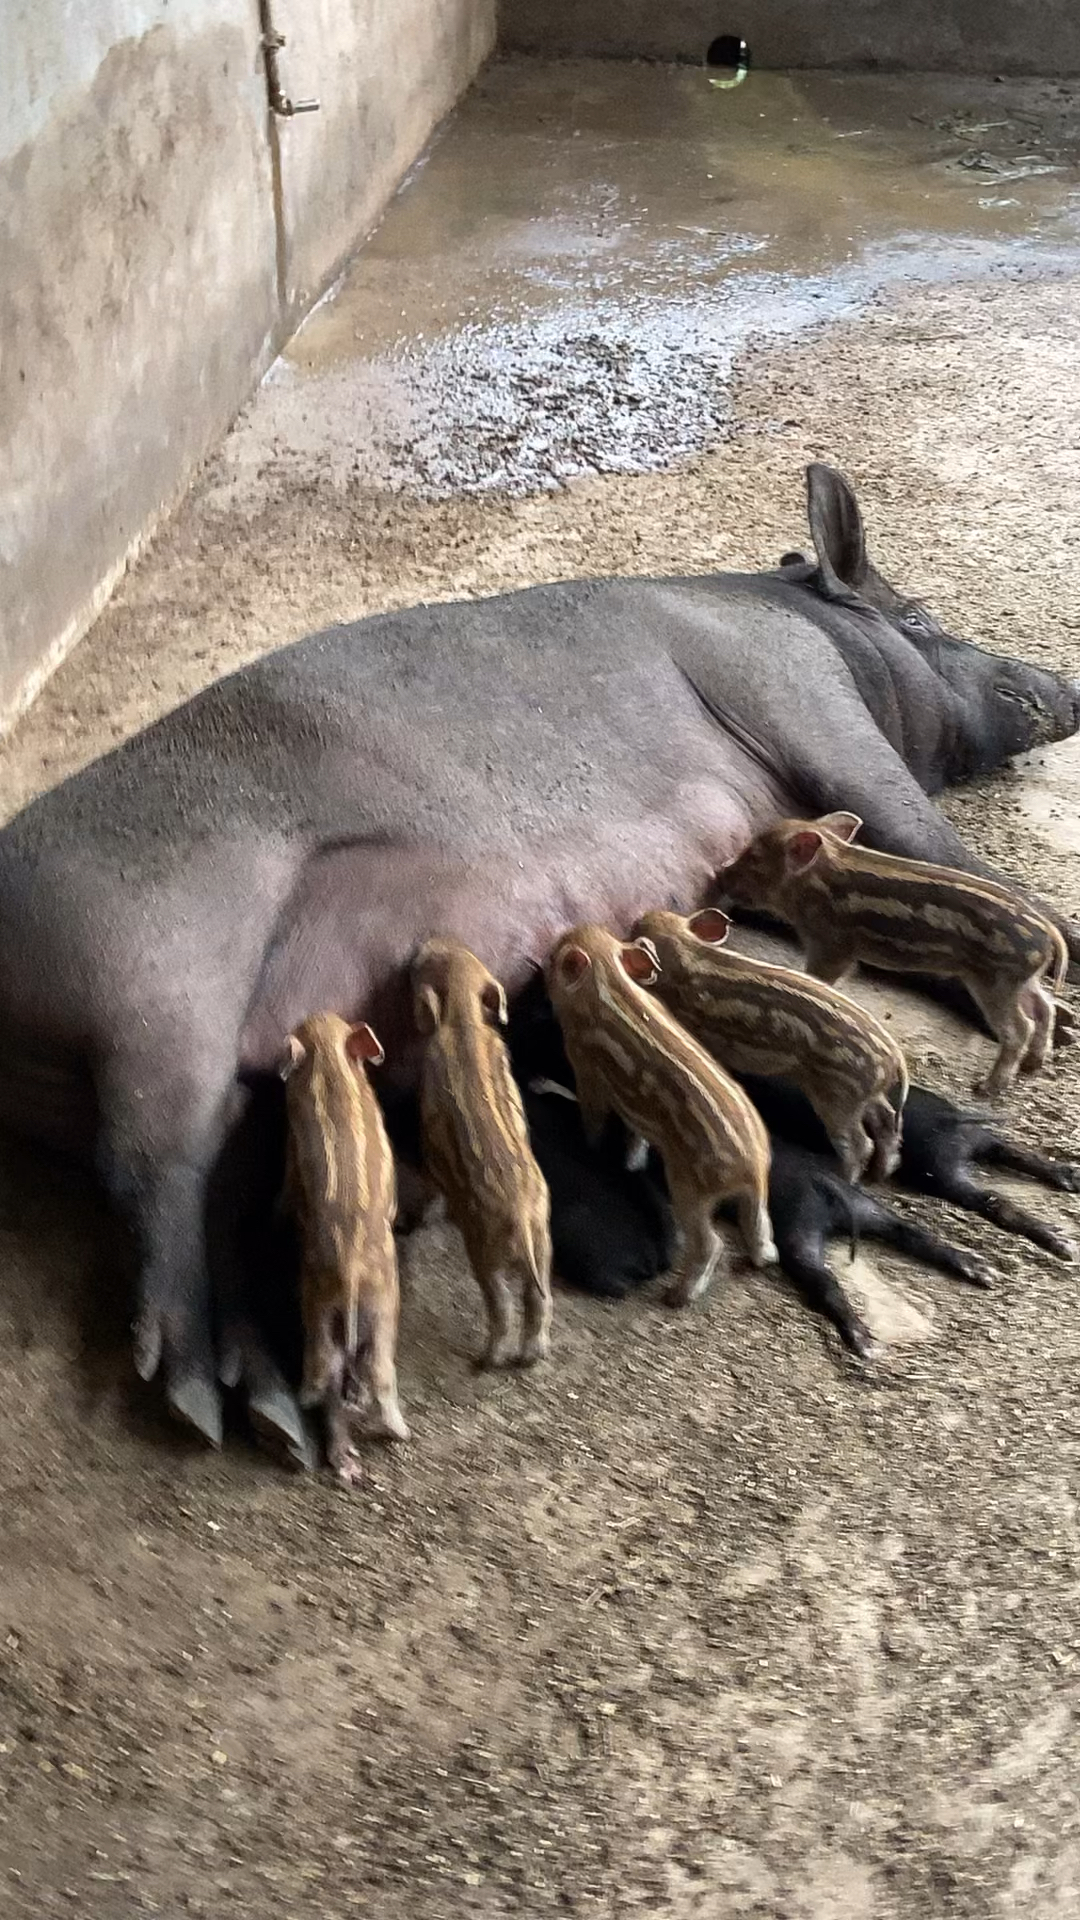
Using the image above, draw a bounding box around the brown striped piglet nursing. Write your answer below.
[633,907,908,1183]
[719,814,1069,1098]
[412,939,553,1369]
[545,923,776,1307]
[280,1013,407,1484]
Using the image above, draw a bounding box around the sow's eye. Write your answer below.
[901,606,932,636]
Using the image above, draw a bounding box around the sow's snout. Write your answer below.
[1014,666,1080,751]
[965,655,1080,771]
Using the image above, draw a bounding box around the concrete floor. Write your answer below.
[4,58,1080,1920]
[217,62,1080,500]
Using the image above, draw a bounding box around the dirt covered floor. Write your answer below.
[2,58,1080,1920]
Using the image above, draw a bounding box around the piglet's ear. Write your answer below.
[688,908,731,946]
[346,1022,385,1067]
[278,1034,306,1081]
[619,939,661,986]
[481,979,509,1027]
[786,830,825,874]
[414,985,442,1036]
[818,811,862,843]
[557,945,591,987]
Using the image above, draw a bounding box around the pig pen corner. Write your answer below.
[3,18,1080,1920]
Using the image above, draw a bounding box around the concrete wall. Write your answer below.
[498,2,1080,75]
[278,1,498,325]
[0,1,496,731]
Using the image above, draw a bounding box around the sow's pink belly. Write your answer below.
[239,770,786,1089]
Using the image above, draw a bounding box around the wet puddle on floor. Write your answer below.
[216,60,1080,501]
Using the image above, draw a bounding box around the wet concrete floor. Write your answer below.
[215,59,1080,502]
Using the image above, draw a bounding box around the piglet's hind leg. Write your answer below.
[472,1258,518,1369]
[859,1203,997,1289]
[665,1193,724,1306]
[923,1162,1078,1262]
[802,941,856,990]
[1019,983,1055,1078]
[298,1288,337,1411]
[324,1371,365,1487]
[519,1231,554,1367]
[775,1238,875,1359]
[980,1135,1080,1193]
[865,1096,903,1182]
[830,1117,874,1185]
[969,982,1035,1098]
[364,1291,410,1440]
[737,1190,779,1269]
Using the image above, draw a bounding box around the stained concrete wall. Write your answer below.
[277,1,499,324]
[0,1,496,731]
[498,2,1080,75]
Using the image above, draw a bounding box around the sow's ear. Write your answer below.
[806,462,868,601]
[278,1034,306,1080]
[785,829,825,874]
[556,945,592,988]
[687,907,731,946]
[480,979,509,1027]
[818,811,862,843]
[619,939,661,986]
[346,1022,385,1067]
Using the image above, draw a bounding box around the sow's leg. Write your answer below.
[211,1084,314,1468]
[96,1044,309,1461]
[95,1045,229,1444]
[774,685,1080,971]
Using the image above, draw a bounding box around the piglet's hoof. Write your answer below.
[841,1319,878,1363]
[479,1335,519,1369]
[951,1251,996,1289]
[1051,1002,1077,1048]
[517,1334,551,1367]
[1023,1223,1079,1264]
[331,1445,366,1487]
[368,1406,411,1442]
[972,1076,1006,1102]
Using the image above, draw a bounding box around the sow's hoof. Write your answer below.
[134,1306,225,1451]
[136,1308,315,1470]
[220,1324,317,1472]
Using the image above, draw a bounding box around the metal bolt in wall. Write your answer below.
[259,0,320,117]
